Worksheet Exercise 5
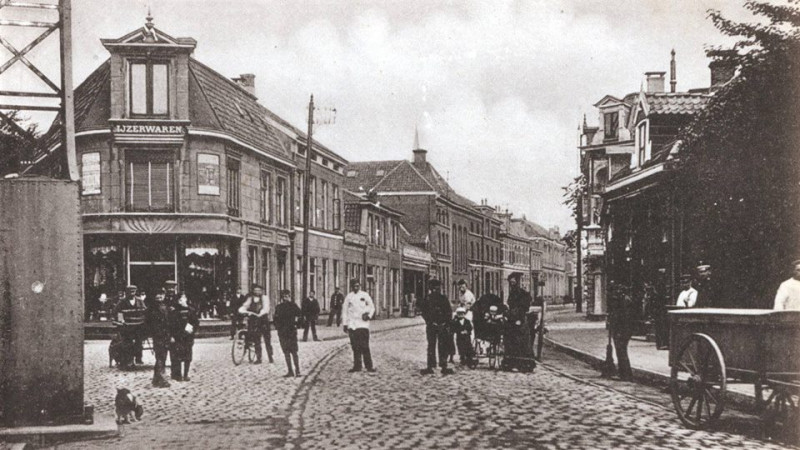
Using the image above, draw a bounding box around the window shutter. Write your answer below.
[131,162,150,208]
[150,161,171,209]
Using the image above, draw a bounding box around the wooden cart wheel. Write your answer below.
[670,333,727,429]
[762,386,799,438]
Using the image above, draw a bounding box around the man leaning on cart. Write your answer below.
[774,259,800,310]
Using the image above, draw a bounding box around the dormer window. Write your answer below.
[130,61,169,116]
[603,111,619,140]
[637,120,648,166]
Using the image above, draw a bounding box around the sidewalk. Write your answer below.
[544,312,759,409]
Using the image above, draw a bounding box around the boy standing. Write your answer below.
[273,290,302,377]
[450,307,474,365]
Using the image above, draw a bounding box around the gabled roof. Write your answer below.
[188,59,291,162]
[510,218,552,240]
[342,160,406,192]
[100,22,197,49]
[594,95,625,108]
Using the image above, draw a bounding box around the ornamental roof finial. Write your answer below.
[145,7,154,29]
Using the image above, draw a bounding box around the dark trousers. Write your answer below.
[456,334,473,362]
[303,318,318,341]
[613,329,633,379]
[426,324,449,369]
[327,309,342,326]
[248,317,273,361]
[231,313,244,339]
[348,328,373,370]
[152,338,169,383]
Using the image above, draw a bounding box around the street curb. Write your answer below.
[543,337,760,414]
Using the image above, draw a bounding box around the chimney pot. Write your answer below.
[709,60,736,87]
[233,73,256,96]
[645,72,666,93]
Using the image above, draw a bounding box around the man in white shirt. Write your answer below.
[342,279,376,373]
[774,260,800,310]
[675,275,698,308]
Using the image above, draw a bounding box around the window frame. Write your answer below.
[603,111,619,140]
[226,156,241,217]
[260,170,272,224]
[128,60,170,118]
[125,150,174,212]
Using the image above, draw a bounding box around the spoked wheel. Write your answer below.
[762,386,800,438]
[232,329,248,366]
[670,333,727,429]
[488,342,498,369]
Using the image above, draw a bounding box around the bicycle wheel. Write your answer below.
[232,329,248,366]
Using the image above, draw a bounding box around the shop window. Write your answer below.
[129,61,168,117]
[226,157,240,217]
[126,151,173,211]
[81,152,101,195]
[198,154,220,195]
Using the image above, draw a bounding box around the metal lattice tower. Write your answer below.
[0,0,76,180]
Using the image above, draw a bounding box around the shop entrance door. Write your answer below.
[130,265,175,300]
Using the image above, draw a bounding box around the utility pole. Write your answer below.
[576,194,583,313]
[302,94,314,304]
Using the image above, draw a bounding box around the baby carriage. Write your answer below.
[471,294,507,370]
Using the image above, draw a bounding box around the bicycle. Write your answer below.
[231,313,257,365]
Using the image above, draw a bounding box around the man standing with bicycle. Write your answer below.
[238,284,273,364]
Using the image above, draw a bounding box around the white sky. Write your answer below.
[2,0,753,232]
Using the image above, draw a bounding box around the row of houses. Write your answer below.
[577,50,752,315]
[31,17,571,316]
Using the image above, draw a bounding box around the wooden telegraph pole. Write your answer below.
[302,95,314,304]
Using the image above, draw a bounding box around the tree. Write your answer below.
[679,0,800,307]
[0,111,42,177]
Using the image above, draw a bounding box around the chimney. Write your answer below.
[645,72,666,93]
[233,73,256,96]
[709,59,736,87]
[670,49,677,93]
[412,126,427,165]
[412,149,427,165]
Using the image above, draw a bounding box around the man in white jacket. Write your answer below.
[343,279,376,373]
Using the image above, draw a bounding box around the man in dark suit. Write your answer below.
[302,290,321,341]
[328,286,344,327]
[419,279,453,375]
[146,288,173,388]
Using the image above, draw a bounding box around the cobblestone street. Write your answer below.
[47,322,796,449]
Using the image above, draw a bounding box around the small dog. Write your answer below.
[115,388,144,424]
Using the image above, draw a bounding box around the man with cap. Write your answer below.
[163,280,179,307]
[273,290,302,377]
[145,288,173,387]
[238,284,274,364]
[774,259,800,310]
[419,279,454,375]
[675,274,698,308]
[342,279,376,373]
[114,284,146,367]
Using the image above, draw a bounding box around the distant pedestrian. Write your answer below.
[169,292,199,381]
[229,288,246,340]
[774,259,800,310]
[328,287,344,327]
[238,284,274,364]
[450,307,474,365]
[146,288,172,388]
[342,279,376,373]
[274,290,302,377]
[419,279,453,375]
[608,282,635,381]
[302,290,321,341]
[675,274,697,308]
